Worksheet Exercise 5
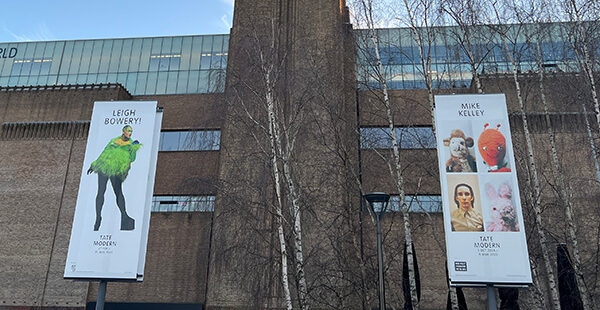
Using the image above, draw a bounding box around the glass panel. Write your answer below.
[98,40,113,73]
[118,39,133,72]
[96,73,107,84]
[107,73,117,84]
[116,73,127,86]
[86,74,97,84]
[149,55,160,71]
[136,72,148,94]
[360,127,435,149]
[66,74,77,84]
[159,131,181,151]
[169,55,180,71]
[37,75,48,85]
[176,71,188,93]
[158,54,170,71]
[212,35,224,53]
[23,42,35,59]
[60,41,75,75]
[18,76,28,85]
[8,76,18,86]
[187,70,199,93]
[179,131,200,150]
[129,38,143,72]
[198,70,209,92]
[389,195,442,213]
[166,71,178,94]
[200,53,211,70]
[11,60,22,76]
[145,71,158,94]
[26,75,38,85]
[125,73,137,94]
[161,37,173,55]
[108,40,123,72]
[49,42,64,75]
[190,36,203,70]
[201,36,213,53]
[180,37,193,71]
[138,38,152,72]
[88,40,103,74]
[68,41,84,74]
[77,74,87,84]
[156,71,168,94]
[21,58,33,76]
[79,40,94,74]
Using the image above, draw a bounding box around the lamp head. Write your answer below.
[363,192,391,220]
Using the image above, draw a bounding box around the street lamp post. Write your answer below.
[363,192,391,310]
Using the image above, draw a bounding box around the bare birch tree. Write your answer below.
[485,1,562,309]
[350,1,421,308]
[440,0,494,93]
[228,19,313,310]
[398,0,440,134]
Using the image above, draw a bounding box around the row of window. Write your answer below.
[371,195,442,213]
[356,23,593,90]
[360,127,436,149]
[152,195,442,213]
[10,52,227,77]
[152,196,215,212]
[0,35,229,95]
[159,130,221,151]
[362,42,575,67]
[0,69,225,95]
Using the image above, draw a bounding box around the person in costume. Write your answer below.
[478,123,511,172]
[450,183,484,232]
[87,125,141,231]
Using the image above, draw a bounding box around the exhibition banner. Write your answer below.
[434,94,532,285]
[64,101,162,280]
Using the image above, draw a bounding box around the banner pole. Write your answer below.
[486,284,497,310]
[96,280,107,310]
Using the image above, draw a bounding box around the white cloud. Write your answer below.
[221,14,232,30]
[3,22,56,42]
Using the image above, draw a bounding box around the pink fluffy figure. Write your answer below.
[485,182,519,232]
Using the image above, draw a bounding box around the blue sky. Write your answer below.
[0,0,234,42]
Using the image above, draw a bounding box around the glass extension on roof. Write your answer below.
[355,23,582,90]
[0,34,229,95]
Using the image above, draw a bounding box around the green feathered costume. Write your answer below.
[91,136,142,181]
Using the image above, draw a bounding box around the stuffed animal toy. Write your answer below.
[485,182,519,232]
[444,129,477,172]
[478,123,511,172]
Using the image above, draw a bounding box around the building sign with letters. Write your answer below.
[434,94,532,285]
[0,47,18,59]
[64,101,162,281]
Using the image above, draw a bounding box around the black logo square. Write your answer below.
[454,261,467,272]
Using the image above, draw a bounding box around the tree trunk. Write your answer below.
[498,29,561,310]
[371,29,420,310]
[266,78,294,310]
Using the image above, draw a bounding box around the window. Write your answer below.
[360,127,435,149]
[152,196,215,212]
[159,130,220,151]
[369,195,442,213]
[149,53,181,71]
[11,58,52,76]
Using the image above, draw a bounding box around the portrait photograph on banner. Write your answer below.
[434,94,532,285]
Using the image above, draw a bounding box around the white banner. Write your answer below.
[64,101,162,280]
[434,94,532,285]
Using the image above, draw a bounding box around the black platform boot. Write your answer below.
[121,214,135,231]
